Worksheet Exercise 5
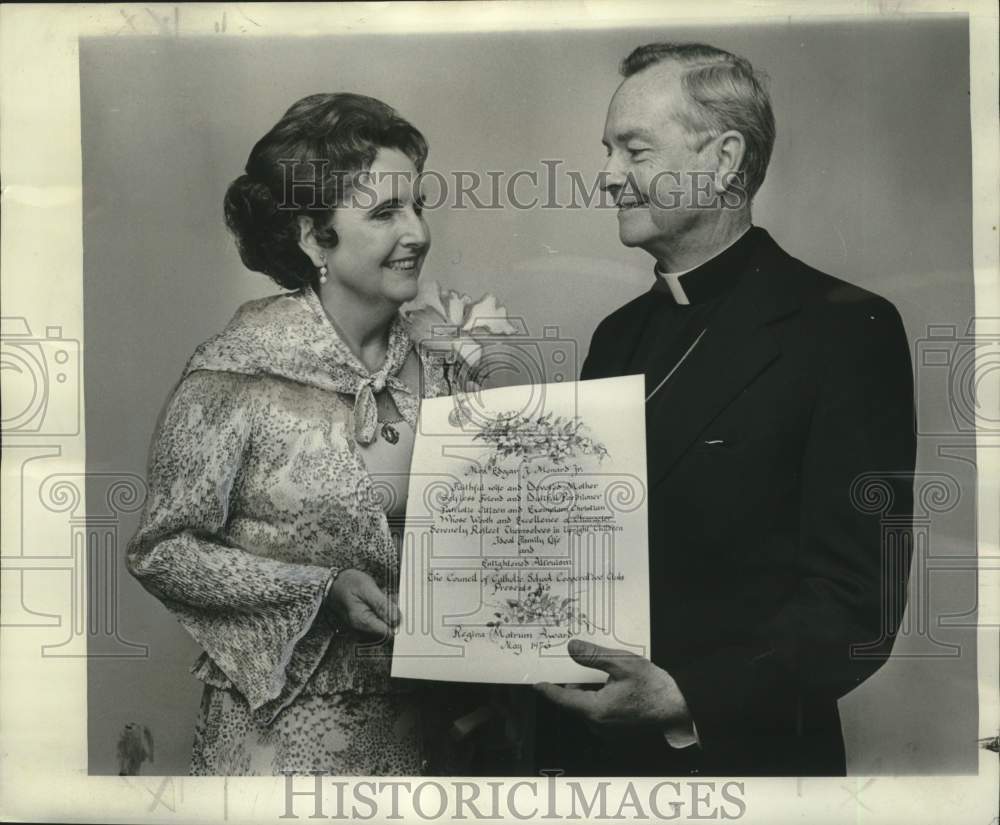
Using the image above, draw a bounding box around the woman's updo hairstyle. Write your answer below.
[224,93,428,289]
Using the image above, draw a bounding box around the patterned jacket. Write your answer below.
[126,287,448,725]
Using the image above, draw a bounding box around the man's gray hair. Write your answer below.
[622,42,776,201]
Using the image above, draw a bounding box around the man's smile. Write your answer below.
[617,196,649,212]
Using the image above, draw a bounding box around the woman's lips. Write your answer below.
[385,257,419,271]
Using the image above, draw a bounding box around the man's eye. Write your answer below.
[627,147,648,158]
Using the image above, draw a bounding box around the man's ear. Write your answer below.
[712,130,747,195]
[297,215,326,266]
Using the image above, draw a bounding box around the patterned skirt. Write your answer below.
[190,685,425,776]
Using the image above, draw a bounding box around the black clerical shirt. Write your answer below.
[625,224,762,751]
[628,226,762,401]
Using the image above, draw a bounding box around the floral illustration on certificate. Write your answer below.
[392,375,651,685]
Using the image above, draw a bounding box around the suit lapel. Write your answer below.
[644,238,800,487]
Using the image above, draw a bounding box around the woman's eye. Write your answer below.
[372,200,423,220]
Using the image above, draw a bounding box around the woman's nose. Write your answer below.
[401,207,429,248]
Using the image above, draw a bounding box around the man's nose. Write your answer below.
[600,154,627,191]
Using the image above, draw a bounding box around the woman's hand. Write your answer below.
[323,569,401,638]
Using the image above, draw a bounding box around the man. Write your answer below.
[534,42,916,777]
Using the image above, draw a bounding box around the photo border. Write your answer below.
[1,2,997,823]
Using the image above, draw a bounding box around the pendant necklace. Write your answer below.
[375,389,404,446]
[645,328,708,402]
[380,420,400,445]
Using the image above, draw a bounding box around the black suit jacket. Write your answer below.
[536,228,916,776]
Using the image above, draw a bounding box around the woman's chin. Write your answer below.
[386,279,421,305]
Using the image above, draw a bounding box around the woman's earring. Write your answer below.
[318,257,328,285]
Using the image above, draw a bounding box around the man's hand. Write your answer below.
[534,639,692,729]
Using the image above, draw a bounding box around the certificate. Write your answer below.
[391,375,650,684]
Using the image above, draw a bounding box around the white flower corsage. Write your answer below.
[402,279,520,391]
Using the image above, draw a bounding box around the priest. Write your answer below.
[534,41,917,777]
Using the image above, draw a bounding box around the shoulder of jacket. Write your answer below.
[593,291,654,337]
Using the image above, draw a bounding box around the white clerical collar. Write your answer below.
[654,226,752,306]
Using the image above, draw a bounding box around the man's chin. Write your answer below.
[617,230,644,248]
[618,229,657,253]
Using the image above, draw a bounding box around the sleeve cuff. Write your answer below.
[663,719,700,749]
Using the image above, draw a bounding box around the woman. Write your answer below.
[127,93,457,775]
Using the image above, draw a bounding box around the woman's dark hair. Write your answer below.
[224,93,428,289]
